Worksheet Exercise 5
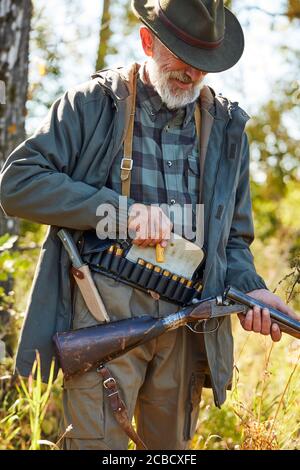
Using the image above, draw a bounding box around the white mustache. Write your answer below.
[168,71,193,84]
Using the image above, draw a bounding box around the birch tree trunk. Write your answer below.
[0,0,32,235]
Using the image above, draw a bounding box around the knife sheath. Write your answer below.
[71,265,110,323]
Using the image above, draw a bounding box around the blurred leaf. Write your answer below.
[0,235,18,252]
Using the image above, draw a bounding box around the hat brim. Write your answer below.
[132,0,244,73]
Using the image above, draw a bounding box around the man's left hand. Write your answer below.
[238,289,297,342]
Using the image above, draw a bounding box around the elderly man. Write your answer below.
[0,0,295,450]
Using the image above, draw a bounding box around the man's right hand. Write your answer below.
[128,203,173,248]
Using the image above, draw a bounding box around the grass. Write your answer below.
[1,318,298,450]
[191,321,300,450]
[0,353,55,450]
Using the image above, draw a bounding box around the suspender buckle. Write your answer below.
[103,377,117,389]
[121,157,133,171]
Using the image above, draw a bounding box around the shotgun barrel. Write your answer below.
[224,286,300,340]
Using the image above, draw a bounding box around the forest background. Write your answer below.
[0,0,299,450]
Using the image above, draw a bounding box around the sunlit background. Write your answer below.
[0,0,299,450]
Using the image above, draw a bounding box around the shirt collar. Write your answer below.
[137,63,198,128]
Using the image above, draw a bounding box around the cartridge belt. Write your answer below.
[79,232,204,307]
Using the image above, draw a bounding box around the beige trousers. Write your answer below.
[62,274,209,450]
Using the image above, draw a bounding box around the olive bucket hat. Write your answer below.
[132,0,244,73]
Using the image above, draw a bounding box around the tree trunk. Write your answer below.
[0,0,32,235]
[95,0,112,71]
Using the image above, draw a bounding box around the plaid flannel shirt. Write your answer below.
[107,64,200,238]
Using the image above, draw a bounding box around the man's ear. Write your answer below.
[140,26,155,57]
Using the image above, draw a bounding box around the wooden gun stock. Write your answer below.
[53,299,217,378]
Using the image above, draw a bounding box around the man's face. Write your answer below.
[141,27,207,109]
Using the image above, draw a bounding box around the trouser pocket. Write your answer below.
[183,372,205,441]
[62,371,104,439]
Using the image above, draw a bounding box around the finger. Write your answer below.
[261,308,271,335]
[156,210,165,241]
[238,313,246,326]
[270,322,282,342]
[243,309,253,331]
[159,219,170,242]
[132,239,145,246]
[149,209,159,243]
[139,239,152,248]
[275,300,297,319]
[128,221,140,240]
[252,306,261,333]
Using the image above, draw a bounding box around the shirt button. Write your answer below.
[167,161,172,167]
[170,199,176,205]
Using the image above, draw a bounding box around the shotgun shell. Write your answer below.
[156,244,165,263]
[195,282,203,292]
[145,262,154,270]
[154,266,162,273]
[114,247,124,256]
[137,258,146,266]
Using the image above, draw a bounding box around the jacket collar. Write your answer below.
[91,63,243,124]
[91,63,140,102]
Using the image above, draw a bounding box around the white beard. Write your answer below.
[146,57,204,110]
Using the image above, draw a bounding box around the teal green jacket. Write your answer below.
[0,64,266,406]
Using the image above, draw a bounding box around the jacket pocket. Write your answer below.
[183,372,205,441]
[63,371,104,439]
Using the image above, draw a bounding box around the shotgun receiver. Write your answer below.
[53,286,300,379]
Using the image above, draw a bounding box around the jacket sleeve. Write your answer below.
[225,133,267,292]
[0,88,134,230]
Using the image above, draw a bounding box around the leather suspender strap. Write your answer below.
[97,364,147,450]
[121,71,138,198]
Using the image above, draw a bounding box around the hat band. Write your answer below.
[156,1,224,50]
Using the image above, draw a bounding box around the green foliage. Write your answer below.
[96,0,112,70]
[191,397,242,450]
[96,0,140,70]
[28,0,64,112]
[0,353,60,450]
[190,319,300,450]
